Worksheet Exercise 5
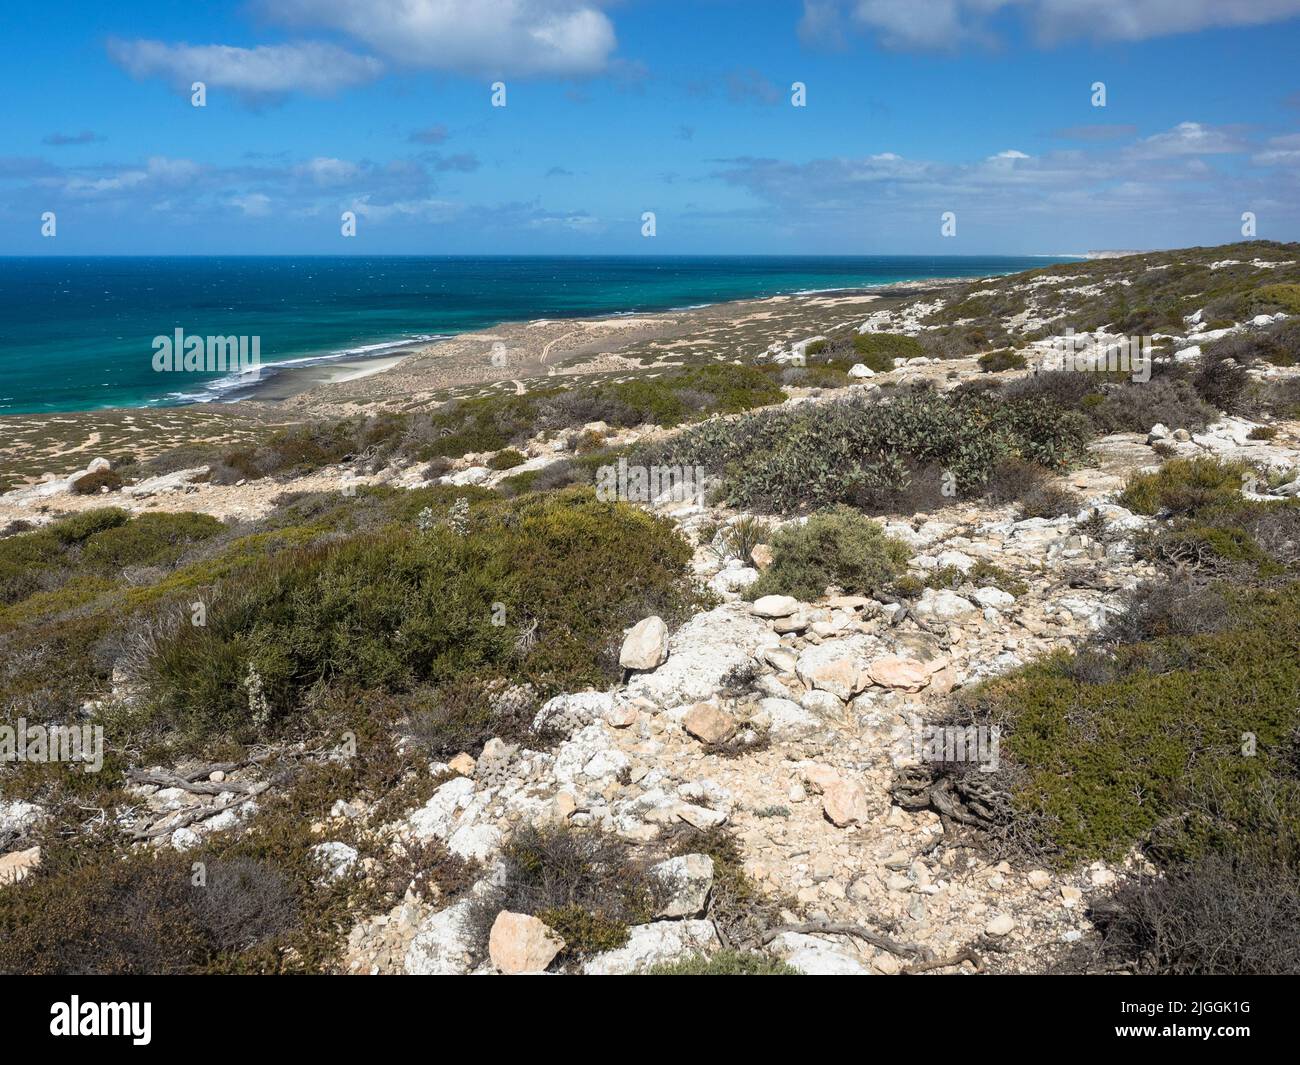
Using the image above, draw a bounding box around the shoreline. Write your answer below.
[4,270,1019,421]
[237,274,978,416]
[0,272,979,485]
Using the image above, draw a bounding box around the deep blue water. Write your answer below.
[0,255,1070,414]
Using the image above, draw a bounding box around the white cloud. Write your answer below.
[60,156,200,198]
[107,38,383,99]
[806,0,1300,51]
[230,192,273,216]
[1129,122,1245,158]
[295,157,362,186]
[992,149,1031,159]
[349,196,466,223]
[263,0,617,76]
[1253,133,1300,167]
[1028,0,1300,44]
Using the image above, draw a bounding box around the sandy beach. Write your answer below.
[244,277,964,420]
[0,277,965,489]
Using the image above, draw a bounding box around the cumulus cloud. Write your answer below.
[709,120,1292,246]
[107,38,383,100]
[802,0,1300,51]
[262,0,617,76]
[1127,122,1246,158]
[230,192,273,216]
[57,156,200,198]
[294,157,362,186]
[1253,132,1300,167]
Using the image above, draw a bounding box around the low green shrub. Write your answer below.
[852,332,923,372]
[1251,283,1300,315]
[70,468,124,495]
[1119,457,1247,516]
[487,448,527,470]
[51,508,130,544]
[953,581,1300,865]
[977,349,1027,373]
[78,512,225,572]
[722,515,772,564]
[467,824,659,965]
[746,507,910,601]
[647,950,801,975]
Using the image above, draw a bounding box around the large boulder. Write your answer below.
[865,656,930,692]
[822,776,872,827]
[619,616,669,670]
[405,776,476,841]
[488,911,565,973]
[683,703,738,745]
[751,595,801,618]
[913,588,977,622]
[769,931,873,974]
[796,657,864,701]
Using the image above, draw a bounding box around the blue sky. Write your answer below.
[2,0,1299,255]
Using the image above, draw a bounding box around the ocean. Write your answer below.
[0,255,1070,415]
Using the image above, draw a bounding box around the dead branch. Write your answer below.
[126,768,259,795]
[760,921,932,961]
[903,945,983,974]
[127,782,270,841]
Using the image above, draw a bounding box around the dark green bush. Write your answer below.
[467,824,659,964]
[79,512,225,572]
[852,332,923,372]
[487,449,527,471]
[70,468,124,495]
[51,508,130,545]
[978,349,1027,373]
[953,581,1300,864]
[137,489,704,743]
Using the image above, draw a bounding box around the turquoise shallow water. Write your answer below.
[0,255,1069,415]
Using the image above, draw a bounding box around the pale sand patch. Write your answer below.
[328,356,407,385]
[806,294,882,308]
